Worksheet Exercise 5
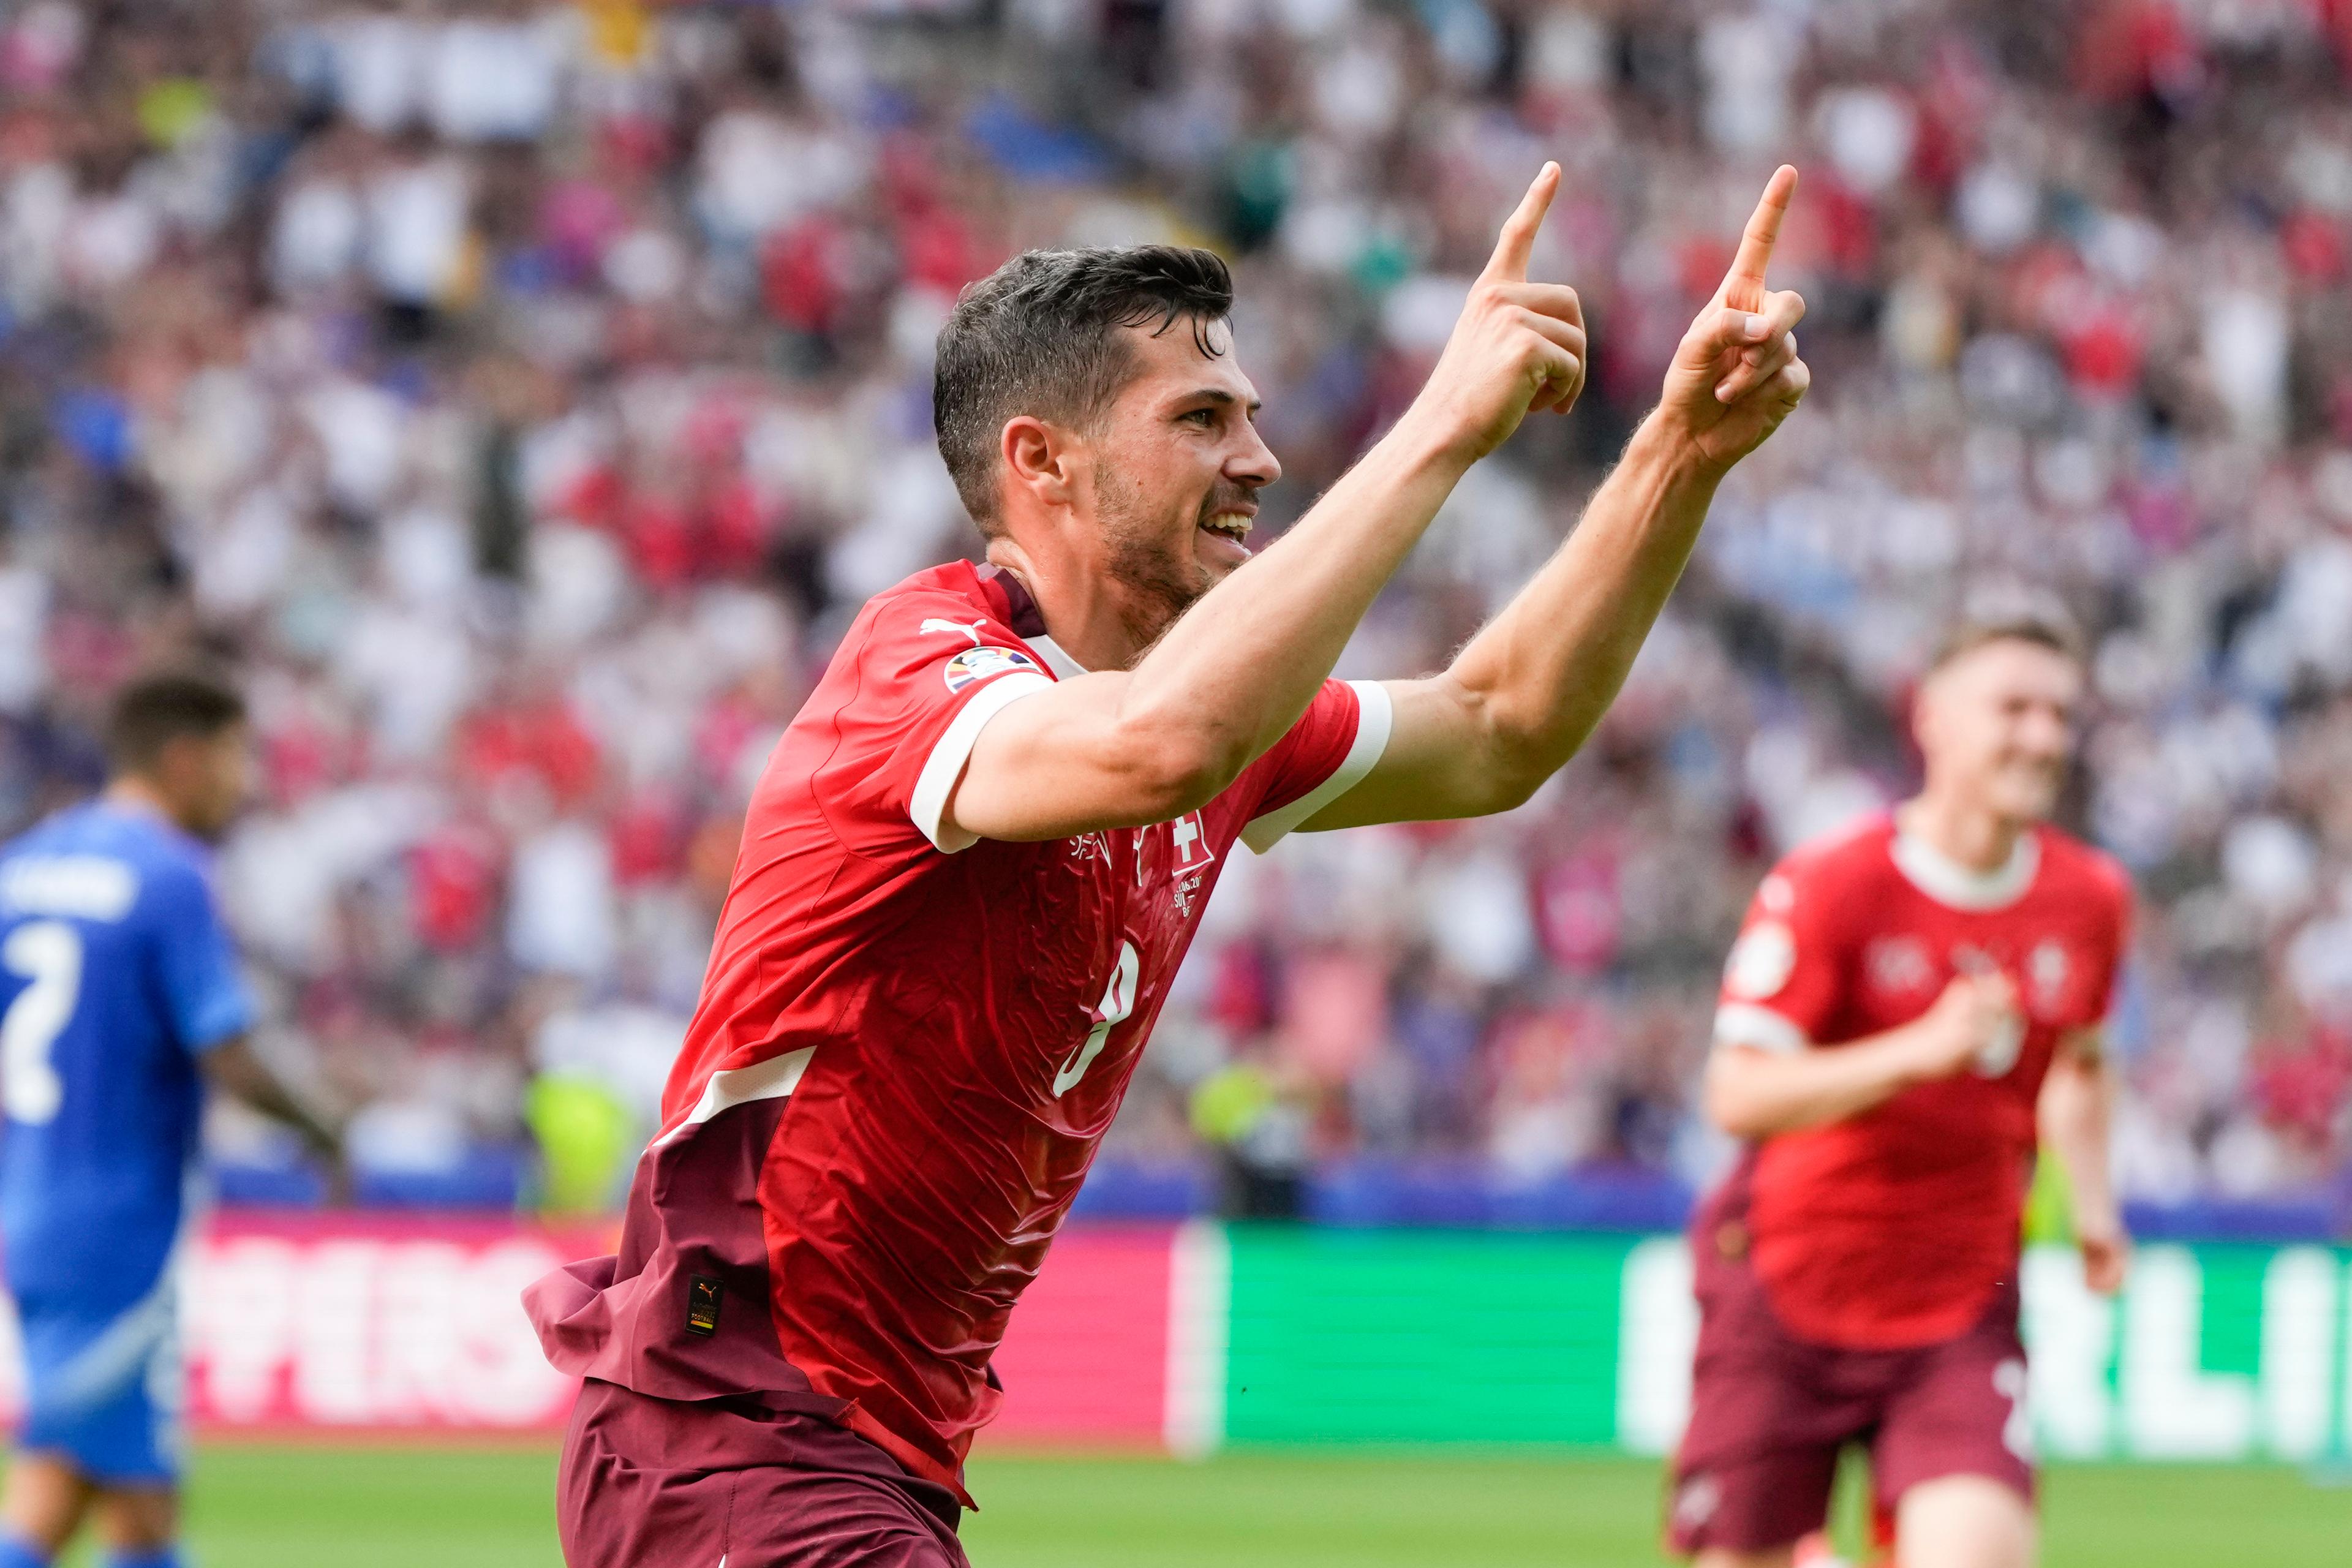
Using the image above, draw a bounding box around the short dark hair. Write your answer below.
[1927,598,2086,673]
[933,246,1234,532]
[107,669,247,775]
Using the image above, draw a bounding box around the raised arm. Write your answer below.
[946,166,1589,843]
[1304,167,1809,830]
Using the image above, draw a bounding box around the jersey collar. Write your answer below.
[1890,826,2041,911]
[974,562,1088,678]
[1022,634,1087,679]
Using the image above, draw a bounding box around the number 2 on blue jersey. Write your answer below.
[2,920,83,1125]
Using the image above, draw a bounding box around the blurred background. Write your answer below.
[6,0,2348,1222]
[3,2,2352,1561]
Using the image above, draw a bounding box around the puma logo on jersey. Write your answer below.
[919,617,989,647]
[1672,1474,1721,1529]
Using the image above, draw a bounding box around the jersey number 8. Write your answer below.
[1,921,81,1126]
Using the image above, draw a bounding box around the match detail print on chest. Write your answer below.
[1103,812,1218,921]
[1049,815,1213,1102]
[1864,920,2076,1025]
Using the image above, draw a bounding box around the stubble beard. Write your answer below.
[1983,753,2067,826]
[1096,469,1216,663]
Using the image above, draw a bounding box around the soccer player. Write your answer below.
[529,163,1812,1567]
[0,671,345,1568]
[1669,611,2133,1568]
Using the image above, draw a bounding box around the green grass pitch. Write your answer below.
[33,1445,2351,1566]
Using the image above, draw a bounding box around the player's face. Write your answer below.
[1918,640,2080,823]
[173,723,255,840]
[1083,317,1280,649]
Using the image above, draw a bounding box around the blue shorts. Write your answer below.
[9,1264,186,1486]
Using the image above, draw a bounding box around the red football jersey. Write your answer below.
[1701,813,2132,1349]
[524,560,1390,1501]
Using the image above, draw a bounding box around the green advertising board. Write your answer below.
[1168,1226,2352,1463]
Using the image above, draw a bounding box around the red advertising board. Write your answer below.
[0,1213,1178,1443]
[984,1224,1172,1447]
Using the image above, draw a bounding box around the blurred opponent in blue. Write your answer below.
[0,671,342,1568]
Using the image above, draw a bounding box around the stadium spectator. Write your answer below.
[1,0,2348,1208]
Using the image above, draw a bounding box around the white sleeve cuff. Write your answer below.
[908,673,1054,853]
[1240,680,1394,854]
[1712,1003,1811,1055]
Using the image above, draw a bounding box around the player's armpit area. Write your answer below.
[1292,676,1540,831]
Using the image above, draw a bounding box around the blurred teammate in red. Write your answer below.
[529,164,1813,1567]
[1668,609,2134,1568]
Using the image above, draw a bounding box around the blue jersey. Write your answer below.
[0,801,254,1300]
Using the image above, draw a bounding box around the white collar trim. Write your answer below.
[1023,634,1088,680]
[1891,828,2041,911]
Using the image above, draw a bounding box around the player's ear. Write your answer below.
[1910,673,1940,760]
[1000,415,1079,510]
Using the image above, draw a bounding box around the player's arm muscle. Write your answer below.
[1297,426,1722,829]
[946,668,1218,839]
[2036,1029,2116,1205]
[2038,1027,2128,1289]
[1703,974,2013,1139]
[1705,1035,1936,1140]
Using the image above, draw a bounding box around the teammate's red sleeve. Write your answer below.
[1713,856,1849,1054]
[1234,679,1393,853]
[809,592,1054,855]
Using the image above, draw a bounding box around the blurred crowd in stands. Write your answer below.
[4,0,2351,1211]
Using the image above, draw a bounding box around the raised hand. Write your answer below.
[1409,162,1589,465]
[1657,165,1810,472]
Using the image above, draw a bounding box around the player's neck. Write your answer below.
[103,775,190,835]
[1895,791,2024,875]
[982,547,1137,673]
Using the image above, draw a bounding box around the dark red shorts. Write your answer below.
[558,1379,971,1568]
[1665,1246,2034,1555]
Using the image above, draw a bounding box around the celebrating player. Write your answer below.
[1670,611,2133,1568]
[0,672,345,1568]
[528,164,1811,1567]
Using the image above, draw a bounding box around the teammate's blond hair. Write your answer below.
[1926,592,2085,674]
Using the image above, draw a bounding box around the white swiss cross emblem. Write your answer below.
[2027,938,2070,1019]
[1164,810,1215,915]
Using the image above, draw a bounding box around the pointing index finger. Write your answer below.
[1721,164,1798,303]
[1480,162,1561,284]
